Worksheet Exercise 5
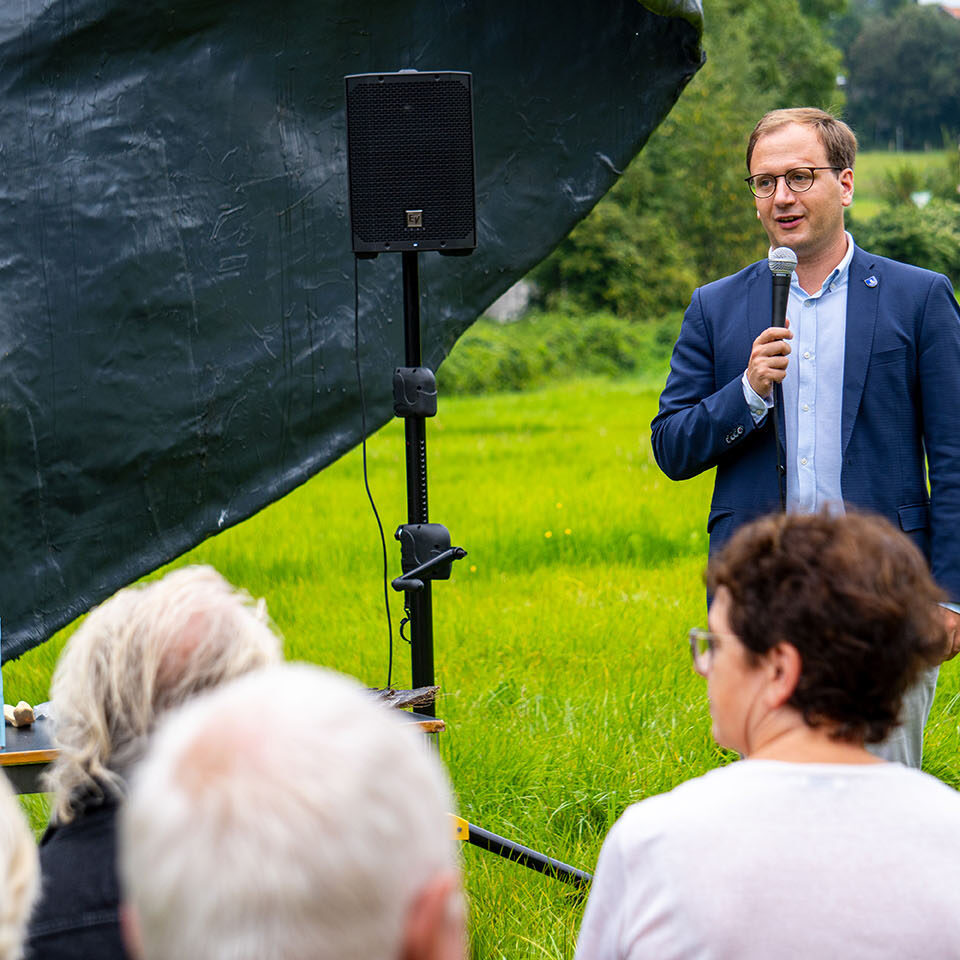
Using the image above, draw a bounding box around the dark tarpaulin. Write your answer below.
[0,0,703,662]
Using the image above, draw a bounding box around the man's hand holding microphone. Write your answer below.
[747,321,793,399]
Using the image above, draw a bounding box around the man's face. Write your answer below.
[749,122,853,263]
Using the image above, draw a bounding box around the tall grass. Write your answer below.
[6,373,960,957]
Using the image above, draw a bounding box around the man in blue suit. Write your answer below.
[651,108,960,766]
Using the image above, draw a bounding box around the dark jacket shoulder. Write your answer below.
[26,796,129,960]
[853,245,948,285]
[694,258,766,302]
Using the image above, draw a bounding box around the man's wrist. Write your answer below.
[741,371,772,425]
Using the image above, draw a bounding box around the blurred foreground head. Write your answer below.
[0,774,38,960]
[706,510,945,748]
[45,566,282,822]
[120,663,465,960]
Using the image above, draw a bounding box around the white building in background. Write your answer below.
[486,280,533,322]
[916,0,960,15]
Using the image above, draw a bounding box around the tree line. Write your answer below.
[838,0,960,150]
[530,0,960,320]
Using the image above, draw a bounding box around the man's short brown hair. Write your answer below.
[707,511,944,743]
[746,108,858,173]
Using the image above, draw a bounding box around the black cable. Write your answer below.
[353,256,394,689]
[772,382,786,512]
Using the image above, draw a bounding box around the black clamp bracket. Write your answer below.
[393,367,438,418]
[392,523,467,592]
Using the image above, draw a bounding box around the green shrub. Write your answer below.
[879,163,926,206]
[851,202,960,285]
[875,154,960,208]
[529,205,697,319]
[438,311,683,395]
[926,151,960,204]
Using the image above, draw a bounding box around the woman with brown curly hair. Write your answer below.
[576,511,960,959]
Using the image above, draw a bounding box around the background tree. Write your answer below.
[532,0,843,319]
[828,0,912,59]
[530,202,698,318]
[845,5,960,149]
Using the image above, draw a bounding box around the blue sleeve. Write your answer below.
[920,274,960,601]
[651,287,758,482]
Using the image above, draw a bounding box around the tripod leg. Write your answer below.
[450,815,592,890]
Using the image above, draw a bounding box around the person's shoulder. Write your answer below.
[884,764,960,806]
[853,245,949,287]
[614,764,746,838]
[697,259,765,299]
[685,260,765,321]
[40,796,120,854]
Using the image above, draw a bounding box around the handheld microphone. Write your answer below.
[768,246,797,327]
[766,246,796,513]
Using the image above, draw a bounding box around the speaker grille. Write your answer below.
[346,73,476,253]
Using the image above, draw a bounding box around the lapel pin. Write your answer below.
[864,276,878,288]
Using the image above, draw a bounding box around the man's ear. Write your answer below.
[763,641,802,709]
[400,871,466,960]
[839,167,854,208]
[120,901,145,960]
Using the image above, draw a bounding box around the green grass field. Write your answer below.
[7,372,960,957]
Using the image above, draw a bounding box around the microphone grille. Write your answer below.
[768,246,798,276]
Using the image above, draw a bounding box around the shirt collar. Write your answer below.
[829,231,855,289]
[768,231,855,296]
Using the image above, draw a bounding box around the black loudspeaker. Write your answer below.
[345,70,476,255]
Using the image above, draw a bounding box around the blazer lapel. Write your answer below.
[748,262,773,342]
[842,249,880,457]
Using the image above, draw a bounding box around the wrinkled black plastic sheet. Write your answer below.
[0,0,703,661]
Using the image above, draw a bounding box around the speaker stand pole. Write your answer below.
[385,251,592,888]
[401,251,435,715]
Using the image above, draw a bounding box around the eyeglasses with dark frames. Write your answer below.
[744,166,842,199]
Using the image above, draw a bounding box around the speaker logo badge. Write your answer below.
[406,209,424,229]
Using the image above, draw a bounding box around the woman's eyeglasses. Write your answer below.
[688,628,720,676]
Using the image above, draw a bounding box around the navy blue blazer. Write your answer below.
[651,245,960,600]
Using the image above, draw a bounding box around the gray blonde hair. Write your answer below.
[121,663,461,960]
[0,775,39,960]
[45,565,282,823]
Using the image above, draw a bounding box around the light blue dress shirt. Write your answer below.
[742,234,855,514]
[740,234,960,615]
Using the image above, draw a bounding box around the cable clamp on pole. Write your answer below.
[393,367,438,418]
[392,523,467,591]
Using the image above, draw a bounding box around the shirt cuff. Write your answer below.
[742,371,773,425]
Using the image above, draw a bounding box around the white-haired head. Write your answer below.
[45,565,283,822]
[120,663,463,960]
[0,775,39,960]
